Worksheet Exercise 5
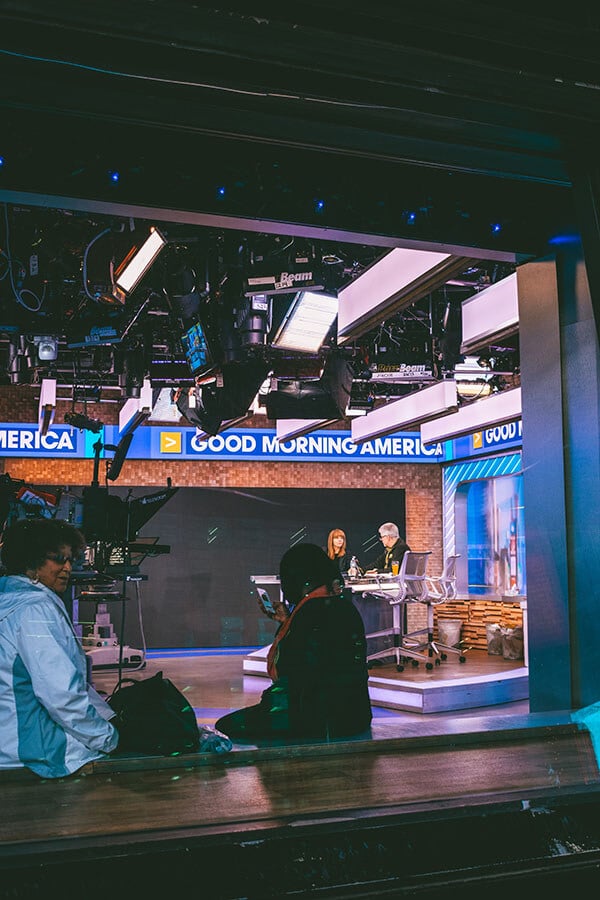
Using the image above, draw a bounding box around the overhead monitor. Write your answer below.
[181,320,217,377]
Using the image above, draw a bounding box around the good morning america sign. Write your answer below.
[150,428,443,463]
[0,423,442,463]
[0,424,85,457]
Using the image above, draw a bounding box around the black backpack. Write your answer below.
[108,671,201,756]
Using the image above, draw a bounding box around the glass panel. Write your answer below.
[455,472,526,597]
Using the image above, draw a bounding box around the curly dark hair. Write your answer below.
[279,542,341,605]
[0,518,85,575]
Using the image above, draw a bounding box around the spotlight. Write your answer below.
[266,355,353,421]
[176,360,270,436]
[455,379,494,399]
[347,380,374,414]
[64,412,104,433]
[33,335,59,362]
[8,337,30,385]
[118,347,146,399]
[112,226,167,304]
[243,242,325,297]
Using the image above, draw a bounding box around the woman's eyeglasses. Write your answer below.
[45,553,74,566]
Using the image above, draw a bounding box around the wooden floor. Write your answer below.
[2,651,600,898]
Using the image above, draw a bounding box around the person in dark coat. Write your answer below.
[215,543,372,741]
[366,522,410,574]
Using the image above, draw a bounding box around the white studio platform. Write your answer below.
[241,645,528,714]
[247,574,529,714]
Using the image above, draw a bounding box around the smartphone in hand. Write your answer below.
[256,587,276,616]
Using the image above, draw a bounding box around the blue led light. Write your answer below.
[216,185,226,198]
[407,211,416,224]
[0,156,4,167]
[548,232,580,246]
[314,199,325,212]
[491,222,502,233]
[109,170,120,183]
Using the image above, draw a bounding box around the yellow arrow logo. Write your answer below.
[160,432,181,453]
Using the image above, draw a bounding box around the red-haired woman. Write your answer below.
[326,528,349,576]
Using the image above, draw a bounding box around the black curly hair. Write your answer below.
[0,518,85,575]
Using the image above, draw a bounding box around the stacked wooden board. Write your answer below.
[435,599,523,652]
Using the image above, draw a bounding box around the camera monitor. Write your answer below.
[181,320,216,377]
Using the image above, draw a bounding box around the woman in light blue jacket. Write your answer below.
[0,518,118,778]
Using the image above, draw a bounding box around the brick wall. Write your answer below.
[0,387,443,633]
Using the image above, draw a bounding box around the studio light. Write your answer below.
[460,272,519,355]
[8,336,31,385]
[351,380,458,445]
[176,360,270,436]
[64,411,104,433]
[33,335,59,362]
[38,378,56,437]
[420,386,522,445]
[455,379,494,399]
[337,247,473,344]
[112,226,167,304]
[272,291,338,353]
[244,243,325,296]
[347,379,374,415]
[118,378,152,438]
[266,355,353,422]
[148,387,182,423]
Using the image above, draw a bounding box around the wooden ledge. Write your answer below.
[0,720,584,782]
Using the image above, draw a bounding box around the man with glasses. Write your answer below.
[366,522,410,574]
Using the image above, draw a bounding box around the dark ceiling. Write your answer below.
[0,1,594,427]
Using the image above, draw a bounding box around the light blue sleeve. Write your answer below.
[15,598,118,754]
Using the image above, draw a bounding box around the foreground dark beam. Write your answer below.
[1,723,600,897]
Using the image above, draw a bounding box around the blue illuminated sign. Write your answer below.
[443,419,522,461]
[0,424,83,457]
[1,424,443,463]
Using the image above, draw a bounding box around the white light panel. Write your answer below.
[38,378,56,436]
[460,272,519,355]
[272,291,338,353]
[276,418,336,441]
[118,378,153,437]
[338,247,472,343]
[114,227,167,301]
[420,387,522,445]
[351,380,458,444]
